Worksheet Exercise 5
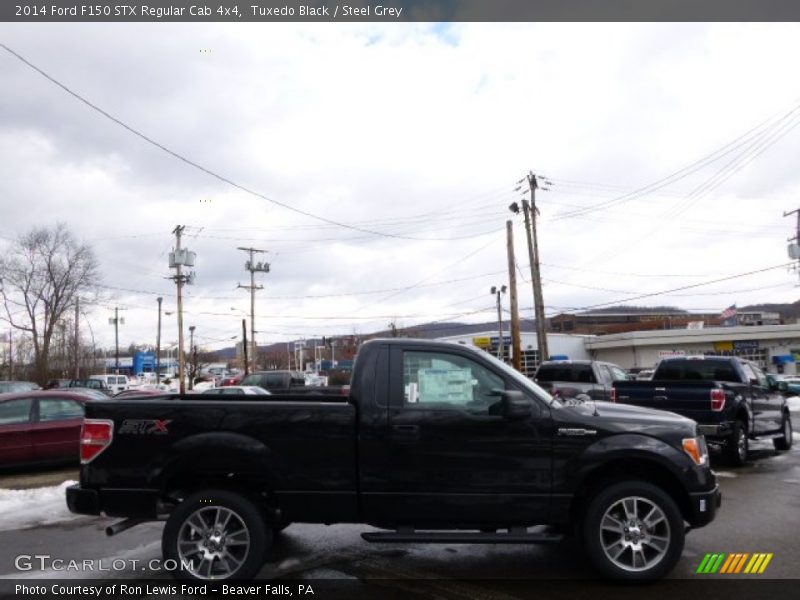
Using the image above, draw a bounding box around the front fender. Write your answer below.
[563,433,710,494]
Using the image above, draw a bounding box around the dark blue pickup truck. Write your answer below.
[613,356,793,465]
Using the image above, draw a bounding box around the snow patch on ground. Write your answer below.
[786,396,800,413]
[0,480,82,531]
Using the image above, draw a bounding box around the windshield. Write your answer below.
[479,352,561,406]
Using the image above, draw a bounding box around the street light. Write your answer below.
[491,285,507,361]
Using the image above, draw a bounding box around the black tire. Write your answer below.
[774,412,793,452]
[162,489,271,581]
[582,480,685,581]
[724,420,749,467]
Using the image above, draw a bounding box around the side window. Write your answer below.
[609,366,629,382]
[752,366,768,389]
[597,365,613,385]
[38,399,84,422]
[741,363,758,384]
[0,399,33,425]
[403,351,504,412]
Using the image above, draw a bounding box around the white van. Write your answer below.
[90,374,130,394]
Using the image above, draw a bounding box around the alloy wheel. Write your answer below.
[177,506,250,579]
[599,496,671,572]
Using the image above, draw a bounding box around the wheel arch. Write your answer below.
[569,457,692,526]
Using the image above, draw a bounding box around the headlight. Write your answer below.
[682,436,709,466]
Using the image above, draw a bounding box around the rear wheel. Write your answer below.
[724,420,748,466]
[163,489,270,581]
[582,481,684,581]
[774,413,793,451]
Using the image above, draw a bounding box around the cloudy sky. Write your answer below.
[1,22,800,352]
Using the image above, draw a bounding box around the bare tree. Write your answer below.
[0,223,100,384]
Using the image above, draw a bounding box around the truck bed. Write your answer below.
[81,395,358,522]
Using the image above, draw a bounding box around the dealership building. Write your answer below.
[437,323,800,375]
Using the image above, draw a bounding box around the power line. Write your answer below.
[542,262,795,316]
[0,43,492,243]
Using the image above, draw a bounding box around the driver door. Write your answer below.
[383,345,552,527]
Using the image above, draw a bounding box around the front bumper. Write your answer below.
[66,484,159,518]
[687,484,722,528]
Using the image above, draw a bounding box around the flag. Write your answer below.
[720,304,737,326]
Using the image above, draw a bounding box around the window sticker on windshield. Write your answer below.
[417,368,473,402]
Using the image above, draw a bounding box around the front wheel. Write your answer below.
[162,489,271,581]
[774,413,793,451]
[582,481,685,581]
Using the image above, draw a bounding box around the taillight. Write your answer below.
[610,387,617,402]
[710,389,726,412]
[80,419,114,464]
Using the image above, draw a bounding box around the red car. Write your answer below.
[0,390,93,468]
[219,374,243,386]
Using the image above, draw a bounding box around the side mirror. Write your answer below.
[499,389,533,420]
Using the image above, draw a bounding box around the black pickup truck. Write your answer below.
[67,339,720,581]
[613,356,793,466]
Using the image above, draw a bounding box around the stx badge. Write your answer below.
[118,419,173,435]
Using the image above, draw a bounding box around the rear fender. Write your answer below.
[150,431,279,493]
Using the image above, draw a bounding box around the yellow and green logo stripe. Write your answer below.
[696,552,773,574]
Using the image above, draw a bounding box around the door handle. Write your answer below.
[391,424,420,442]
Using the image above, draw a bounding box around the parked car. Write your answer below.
[46,379,72,389]
[0,390,94,468]
[636,369,656,381]
[240,370,306,392]
[68,388,116,401]
[766,373,800,396]
[219,374,243,387]
[68,338,720,581]
[196,386,272,396]
[534,360,629,401]
[613,355,792,465]
[68,378,113,396]
[113,389,168,399]
[0,381,42,394]
[90,374,130,394]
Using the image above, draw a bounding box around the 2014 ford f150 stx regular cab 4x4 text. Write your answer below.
[66,339,720,581]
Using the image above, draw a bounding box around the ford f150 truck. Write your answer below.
[67,339,720,581]
[534,360,630,401]
[613,356,793,466]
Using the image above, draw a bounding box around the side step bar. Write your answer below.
[362,527,563,544]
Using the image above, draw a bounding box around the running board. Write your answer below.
[361,527,563,544]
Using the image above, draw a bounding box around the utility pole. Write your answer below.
[109,307,125,374]
[523,172,549,363]
[114,307,119,373]
[237,247,269,373]
[188,325,195,391]
[7,329,12,380]
[785,208,800,281]
[73,298,80,379]
[490,285,507,361]
[168,225,196,395]
[156,297,163,382]
[241,319,249,376]
[506,220,522,372]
